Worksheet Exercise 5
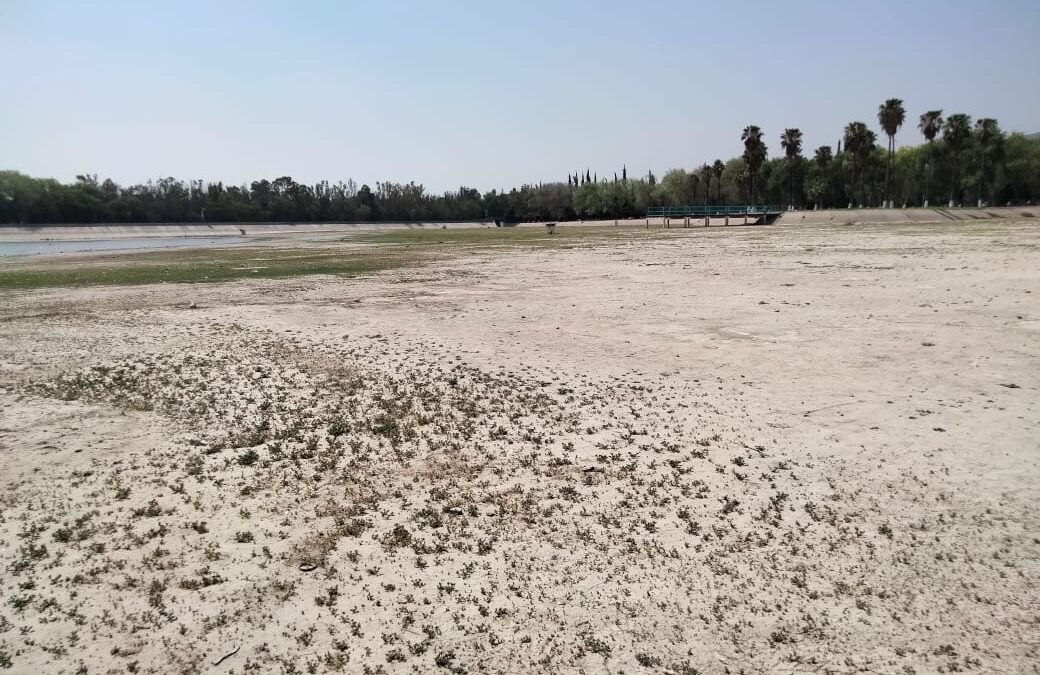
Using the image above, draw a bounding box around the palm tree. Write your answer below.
[878,98,906,208]
[741,125,767,204]
[712,160,725,204]
[918,110,943,207]
[974,118,1001,206]
[780,128,803,209]
[943,113,972,206]
[843,122,877,207]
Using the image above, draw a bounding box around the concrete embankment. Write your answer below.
[526,207,1037,229]
[775,206,1036,226]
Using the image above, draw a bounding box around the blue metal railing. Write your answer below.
[647,205,783,217]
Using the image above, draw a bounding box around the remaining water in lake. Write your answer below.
[0,237,250,258]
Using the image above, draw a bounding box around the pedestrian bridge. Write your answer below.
[647,205,784,218]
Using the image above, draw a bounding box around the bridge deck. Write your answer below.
[647,205,783,218]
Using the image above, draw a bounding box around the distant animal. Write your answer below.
[546,222,557,235]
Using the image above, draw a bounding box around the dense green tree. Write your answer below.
[973,118,1003,206]
[712,160,725,203]
[943,114,972,205]
[659,169,695,206]
[1001,133,1040,203]
[717,158,749,205]
[891,146,922,206]
[806,145,833,209]
[3,113,1038,226]
[760,158,783,205]
[843,122,877,207]
[700,164,712,206]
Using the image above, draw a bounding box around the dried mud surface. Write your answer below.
[1,221,1038,674]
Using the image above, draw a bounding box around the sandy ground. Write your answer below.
[0,220,1038,674]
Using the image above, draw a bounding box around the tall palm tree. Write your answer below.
[943,113,972,206]
[974,118,1001,206]
[843,122,877,207]
[918,110,943,207]
[741,125,767,204]
[701,164,712,206]
[712,160,725,204]
[780,128,803,209]
[878,98,905,208]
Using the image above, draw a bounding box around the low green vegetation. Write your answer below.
[352,224,649,247]
[0,224,662,290]
[0,246,426,290]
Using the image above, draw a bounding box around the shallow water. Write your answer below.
[0,237,250,258]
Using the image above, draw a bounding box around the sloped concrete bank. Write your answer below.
[775,206,1035,226]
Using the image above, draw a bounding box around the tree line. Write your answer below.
[2,100,1038,225]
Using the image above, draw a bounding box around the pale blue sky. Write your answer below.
[2,0,1038,192]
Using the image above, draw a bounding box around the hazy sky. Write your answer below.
[3,0,1038,192]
